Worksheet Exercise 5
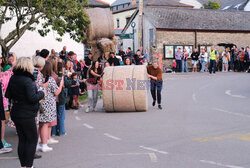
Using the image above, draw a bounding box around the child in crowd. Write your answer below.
[71,73,80,109]
[172,59,176,73]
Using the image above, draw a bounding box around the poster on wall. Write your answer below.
[184,46,193,58]
[174,46,183,54]
[164,46,174,58]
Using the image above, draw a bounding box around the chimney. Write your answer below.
[131,0,136,5]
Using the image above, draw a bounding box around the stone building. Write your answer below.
[121,6,250,68]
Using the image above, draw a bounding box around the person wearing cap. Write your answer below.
[107,52,120,66]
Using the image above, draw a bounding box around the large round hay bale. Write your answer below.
[102,65,148,112]
[86,8,114,41]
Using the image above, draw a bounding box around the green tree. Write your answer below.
[0,0,90,61]
[202,0,221,9]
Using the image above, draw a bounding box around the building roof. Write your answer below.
[112,3,138,14]
[144,7,250,32]
[111,0,139,6]
[176,0,249,11]
[88,0,110,7]
[147,0,194,8]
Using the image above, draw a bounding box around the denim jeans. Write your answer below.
[200,58,206,72]
[150,80,163,105]
[209,60,217,74]
[52,104,66,136]
[87,83,99,110]
[181,60,188,72]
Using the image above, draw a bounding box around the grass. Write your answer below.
[79,91,102,102]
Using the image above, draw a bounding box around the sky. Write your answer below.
[102,0,116,4]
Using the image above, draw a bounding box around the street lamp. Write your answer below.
[131,22,136,54]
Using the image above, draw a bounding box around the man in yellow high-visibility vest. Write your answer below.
[209,46,218,74]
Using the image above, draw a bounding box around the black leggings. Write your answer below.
[0,120,3,149]
[150,80,163,105]
[12,117,38,167]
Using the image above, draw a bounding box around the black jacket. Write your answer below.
[5,69,44,119]
[0,82,5,121]
[107,57,120,66]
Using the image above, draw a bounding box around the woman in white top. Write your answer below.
[200,48,208,72]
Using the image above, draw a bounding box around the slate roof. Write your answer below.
[88,0,110,7]
[111,0,139,6]
[147,0,194,8]
[176,0,249,10]
[144,7,250,31]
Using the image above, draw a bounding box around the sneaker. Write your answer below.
[0,147,12,154]
[36,144,42,152]
[85,107,90,113]
[48,138,59,144]
[152,101,156,107]
[40,144,53,152]
[158,105,162,110]
[2,141,12,148]
[34,153,42,159]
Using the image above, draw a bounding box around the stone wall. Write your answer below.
[155,30,250,70]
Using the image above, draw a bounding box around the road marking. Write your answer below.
[193,132,250,142]
[83,123,94,129]
[139,145,168,155]
[214,108,250,118]
[75,116,81,121]
[100,152,158,163]
[148,153,158,163]
[73,110,78,114]
[104,133,122,141]
[192,93,197,102]
[225,90,246,99]
[200,160,244,168]
[0,156,18,160]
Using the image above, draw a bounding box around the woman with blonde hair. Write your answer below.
[6,57,45,168]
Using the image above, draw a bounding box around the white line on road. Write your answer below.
[100,152,158,163]
[0,157,18,160]
[192,93,197,102]
[139,145,168,155]
[83,123,94,129]
[225,90,246,99]
[75,116,81,121]
[200,160,244,168]
[214,108,250,118]
[73,110,78,114]
[104,133,122,141]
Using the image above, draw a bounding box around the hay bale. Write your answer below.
[86,8,114,41]
[102,65,148,112]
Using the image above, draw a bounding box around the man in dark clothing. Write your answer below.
[83,53,93,79]
[126,47,133,59]
[191,48,200,72]
[134,50,144,65]
[107,52,120,66]
[59,46,68,61]
[118,48,126,62]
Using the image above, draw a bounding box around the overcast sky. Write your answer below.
[102,0,116,4]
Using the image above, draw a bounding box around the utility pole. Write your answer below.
[138,0,143,50]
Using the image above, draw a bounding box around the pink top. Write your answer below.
[0,68,13,109]
[172,62,177,68]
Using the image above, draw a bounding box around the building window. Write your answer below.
[117,19,120,28]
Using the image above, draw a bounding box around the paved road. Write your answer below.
[1,72,250,168]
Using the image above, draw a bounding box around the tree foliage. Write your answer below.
[0,0,90,60]
[202,0,221,9]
